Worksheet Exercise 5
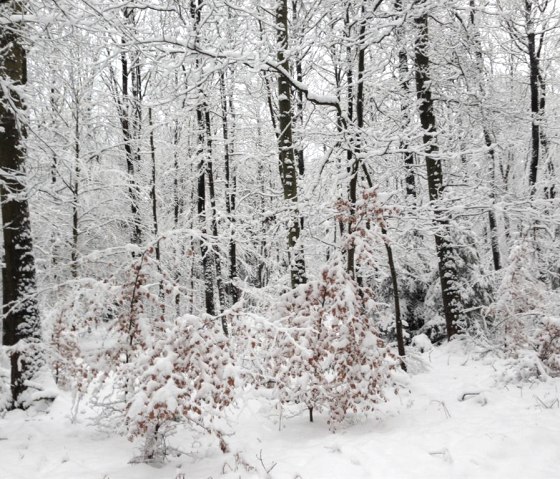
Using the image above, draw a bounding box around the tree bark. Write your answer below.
[469,0,502,271]
[220,72,239,304]
[395,0,416,198]
[276,0,306,289]
[526,1,540,192]
[346,5,358,278]
[119,31,142,247]
[414,5,461,339]
[0,0,42,407]
[71,104,80,278]
[204,109,228,335]
[291,0,305,177]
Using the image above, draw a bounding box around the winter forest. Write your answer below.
[1,0,559,477]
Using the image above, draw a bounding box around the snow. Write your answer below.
[411,333,433,353]
[2,340,560,478]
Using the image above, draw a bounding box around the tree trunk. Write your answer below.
[204,109,228,335]
[526,2,540,193]
[191,0,218,318]
[291,0,305,177]
[414,6,461,339]
[346,5,357,278]
[395,0,416,198]
[469,0,501,271]
[196,107,215,317]
[276,0,306,289]
[0,1,42,407]
[220,72,239,304]
[361,163,407,366]
[119,34,142,247]
[71,108,80,278]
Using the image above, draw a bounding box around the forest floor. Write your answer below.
[2,339,560,479]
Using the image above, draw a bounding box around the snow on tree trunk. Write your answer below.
[0,0,42,408]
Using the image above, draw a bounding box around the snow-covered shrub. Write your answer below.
[49,309,83,391]
[126,313,235,460]
[536,317,560,376]
[485,241,560,382]
[411,334,433,353]
[91,250,236,460]
[50,247,237,461]
[265,260,399,428]
[485,241,545,353]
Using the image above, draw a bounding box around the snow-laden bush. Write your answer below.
[48,309,83,391]
[262,260,400,428]
[51,248,237,461]
[125,313,235,460]
[536,317,560,376]
[485,241,545,352]
[485,240,560,382]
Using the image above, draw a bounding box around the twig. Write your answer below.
[256,449,277,478]
[431,400,451,418]
[534,395,559,409]
[458,392,481,401]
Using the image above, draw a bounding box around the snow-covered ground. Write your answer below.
[2,340,559,479]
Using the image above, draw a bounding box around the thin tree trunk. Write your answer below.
[469,0,501,271]
[148,109,161,262]
[483,131,502,271]
[346,5,357,277]
[119,35,142,247]
[361,163,407,366]
[71,108,80,278]
[220,72,239,304]
[204,109,228,335]
[190,0,217,319]
[49,84,58,184]
[196,108,215,317]
[148,109,165,305]
[291,0,305,177]
[526,1,540,192]
[395,0,416,198]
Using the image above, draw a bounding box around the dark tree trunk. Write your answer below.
[119,38,142,248]
[148,109,161,262]
[538,67,555,199]
[395,0,416,198]
[0,1,42,407]
[526,5,540,192]
[189,0,214,317]
[346,5,357,278]
[204,109,228,335]
[173,120,181,227]
[469,0,502,270]
[49,85,58,184]
[483,130,502,272]
[276,0,306,289]
[71,110,80,278]
[291,0,305,177]
[414,6,461,339]
[384,230,406,364]
[361,163,407,366]
[196,107,215,318]
[220,73,239,304]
